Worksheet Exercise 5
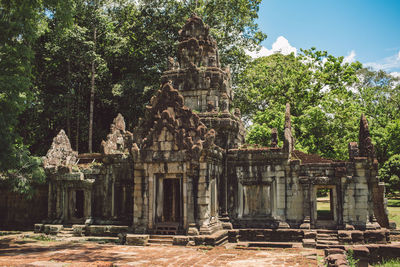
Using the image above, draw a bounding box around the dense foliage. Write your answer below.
[236,50,400,166]
[379,155,400,194]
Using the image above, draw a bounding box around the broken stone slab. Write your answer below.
[85,225,130,237]
[125,234,149,246]
[364,229,388,244]
[228,230,239,243]
[34,224,44,233]
[43,224,63,235]
[302,239,316,248]
[72,225,85,237]
[173,236,189,246]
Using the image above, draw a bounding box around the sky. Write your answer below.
[250,0,400,76]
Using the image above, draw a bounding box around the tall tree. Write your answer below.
[0,0,73,194]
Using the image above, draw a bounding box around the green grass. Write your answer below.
[388,198,400,229]
[0,231,21,236]
[374,259,400,267]
[26,234,56,242]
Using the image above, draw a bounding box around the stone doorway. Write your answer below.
[162,178,181,223]
[156,176,182,225]
[75,190,84,219]
[313,185,337,228]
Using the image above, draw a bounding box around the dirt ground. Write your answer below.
[0,232,323,266]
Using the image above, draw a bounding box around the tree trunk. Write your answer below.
[76,86,80,153]
[88,27,96,153]
[67,59,71,138]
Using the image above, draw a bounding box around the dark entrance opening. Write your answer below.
[163,179,180,222]
[75,190,84,218]
[317,188,333,220]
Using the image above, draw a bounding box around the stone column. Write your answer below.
[220,138,232,229]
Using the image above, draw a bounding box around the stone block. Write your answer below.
[338,230,353,244]
[173,236,189,246]
[126,234,149,246]
[49,224,63,235]
[86,225,106,236]
[304,231,316,239]
[34,223,44,233]
[364,230,387,244]
[228,230,238,243]
[72,224,85,237]
[108,225,130,236]
[324,248,345,257]
[351,230,364,244]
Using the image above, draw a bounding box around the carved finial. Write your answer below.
[167,57,176,70]
[359,114,375,159]
[101,113,132,154]
[271,128,278,147]
[283,103,294,154]
[234,108,241,118]
[220,93,229,112]
[43,130,78,168]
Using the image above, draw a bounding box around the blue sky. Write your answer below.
[252,0,400,75]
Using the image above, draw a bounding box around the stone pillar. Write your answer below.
[220,140,232,229]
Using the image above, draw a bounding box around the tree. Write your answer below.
[236,48,363,160]
[0,0,73,194]
[379,155,400,194]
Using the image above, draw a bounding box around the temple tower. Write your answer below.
[161,14,245,149]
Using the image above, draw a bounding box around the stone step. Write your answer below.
[317,233,337,238]
[317,236,338,241]
[316,244,345,250]
[302,239,316,248]
[317,240,339,245]
[317,230,338,234]
[149,235,174,240]
[246,242,298,248]
[148,239,173,245]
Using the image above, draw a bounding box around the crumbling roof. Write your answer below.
[292,150,335,164]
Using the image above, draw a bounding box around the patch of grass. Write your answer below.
[387,200,400,228]
[388,199,400,207]
[374,259,400,267]
[0,231,21,236]
[346,249,359,267]
[24,234,56,242]
[86,238,118,244]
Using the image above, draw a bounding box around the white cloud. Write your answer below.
[365,50,400,71]
[391,72,400,78]
[343,50,356,64]
[247,36,297,58]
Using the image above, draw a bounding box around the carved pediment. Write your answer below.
[133,82,215,159]
[43,130,77,168]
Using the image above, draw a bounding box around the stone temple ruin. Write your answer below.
[2,15,393,248]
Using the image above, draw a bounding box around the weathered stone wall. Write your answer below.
[0,184,48,229]
[227,148,295,228]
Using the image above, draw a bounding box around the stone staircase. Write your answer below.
[57,227,74,238]
[316,230,342,249]
[148,235,174,245]
[153,223,179,235]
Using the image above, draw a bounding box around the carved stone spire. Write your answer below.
[283,103,294,154]
[271,128,278,148]
[358,114,375,159]
[101,113,133,154]
[43,130,78,168]
[177,14,218,68]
